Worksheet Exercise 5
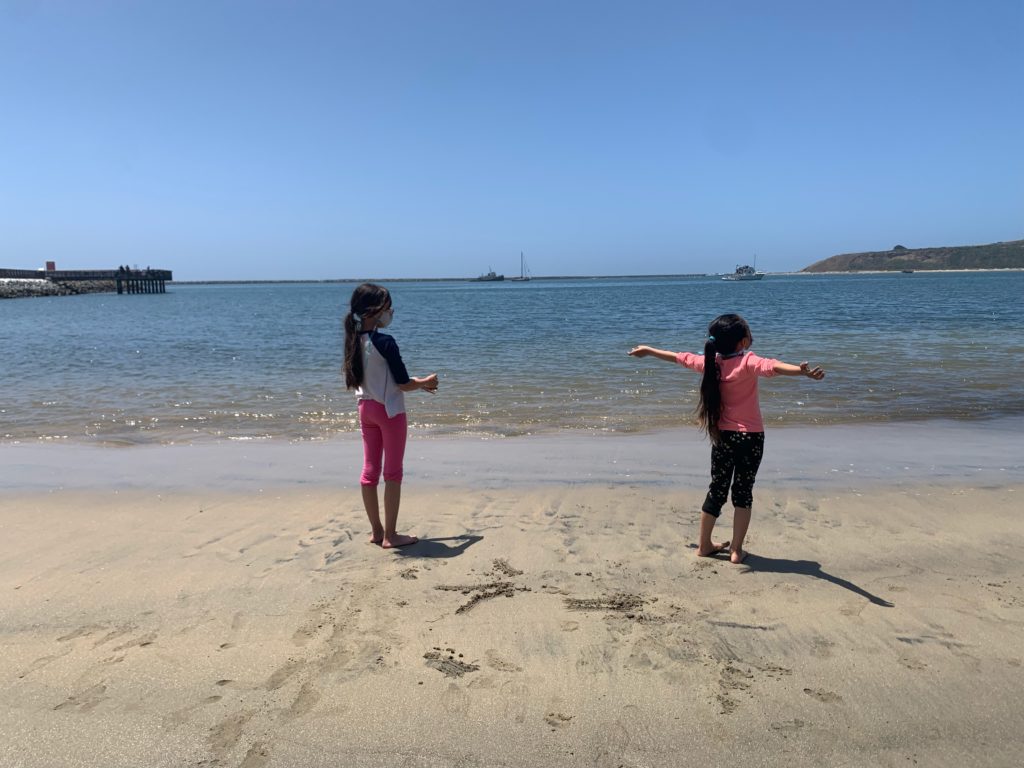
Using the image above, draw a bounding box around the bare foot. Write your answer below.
[369,536,383,546]
[730,549,747,564]
[697,541,730,557]
[381,534,419,549]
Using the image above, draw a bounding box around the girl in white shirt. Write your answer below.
[343,284,438,548]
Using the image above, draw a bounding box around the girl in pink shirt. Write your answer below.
[629,313,825,564]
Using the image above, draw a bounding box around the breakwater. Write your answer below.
[0,278,119,299]
[0,268,173,299]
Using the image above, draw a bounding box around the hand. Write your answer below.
[800,362,825,380]
[628,346,651,358]
[420,373,439,393]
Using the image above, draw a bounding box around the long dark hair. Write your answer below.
[696,313,751,444]
[343,283,391,389]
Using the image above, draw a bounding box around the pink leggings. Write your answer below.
[358,399,407,486]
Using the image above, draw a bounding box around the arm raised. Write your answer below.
[773,361,825,380]
[628,345,680,364]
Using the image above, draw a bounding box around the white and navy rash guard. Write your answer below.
[355,331,411,418]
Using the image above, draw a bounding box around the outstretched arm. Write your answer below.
[628,345,679,363]
[399,373,439,393]
[773,361,825,380]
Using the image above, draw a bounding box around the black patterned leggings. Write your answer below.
[701,431,765,517]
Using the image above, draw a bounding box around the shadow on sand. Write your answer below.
[741,554,894,607]
[393,534,483,559]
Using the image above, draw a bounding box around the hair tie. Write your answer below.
[352,312,363,331]
[708,335,716,343]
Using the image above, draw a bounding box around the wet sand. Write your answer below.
[2,424,1023,767]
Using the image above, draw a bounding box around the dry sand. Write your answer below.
[2,426,1023,767]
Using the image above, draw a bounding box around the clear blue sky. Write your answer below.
[2,1,1021,280]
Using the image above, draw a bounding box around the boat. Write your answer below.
[471,268,504,282]
[508,252,531,282]
[721,264,764,281]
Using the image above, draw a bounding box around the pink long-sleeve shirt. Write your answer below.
[675,350,779,432]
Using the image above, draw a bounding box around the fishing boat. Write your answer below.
[508,252,531,282]
[721,263,765,281]
[471,268,504,282]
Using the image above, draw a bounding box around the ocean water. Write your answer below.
[1,271,1021,445]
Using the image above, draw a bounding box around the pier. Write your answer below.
[0,268,173,295]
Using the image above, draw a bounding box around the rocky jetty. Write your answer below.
[0,279,117,299]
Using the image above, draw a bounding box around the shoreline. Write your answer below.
[2,418,1021,494]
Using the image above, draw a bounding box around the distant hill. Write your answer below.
[802,239,1024,272]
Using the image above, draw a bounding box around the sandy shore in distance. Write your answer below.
[2,424,1023,767]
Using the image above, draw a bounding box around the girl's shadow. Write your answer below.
[740,554,894,607]
[394,534,483,559]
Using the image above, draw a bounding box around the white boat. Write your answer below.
[722,262,764,281]
[508,252,531,282]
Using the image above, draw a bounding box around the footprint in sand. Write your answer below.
[93,624,137,648]
[898,656,928,670]
[54,683,108,712]
[111,631,157,652]
[500,680,529,723]
[424,649,479,678]
[163,691,225,729]
[544,712,573,730]
[239,741,271,768]
[324,550,345,566]
[717,693,738,715]
[484,649,522,672]
[292,618,330,646]
[19,649,71,679]
[441,682,471,717]
[264,659,303,690]
[593,719,633,765]
[208,710,255,754]
[57,624,104,643]
[809,636,835,658]
[771,718,806,733]
[803,687,843,704]
[282,682,321,720]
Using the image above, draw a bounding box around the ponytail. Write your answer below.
[696,337,722,444]
[342,283,391,389]
[343,311,364,389]
[695,314,751,444]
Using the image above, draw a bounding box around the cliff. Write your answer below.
[802,239,1024,272]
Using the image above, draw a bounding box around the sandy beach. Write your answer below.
[2,424,1023,767]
